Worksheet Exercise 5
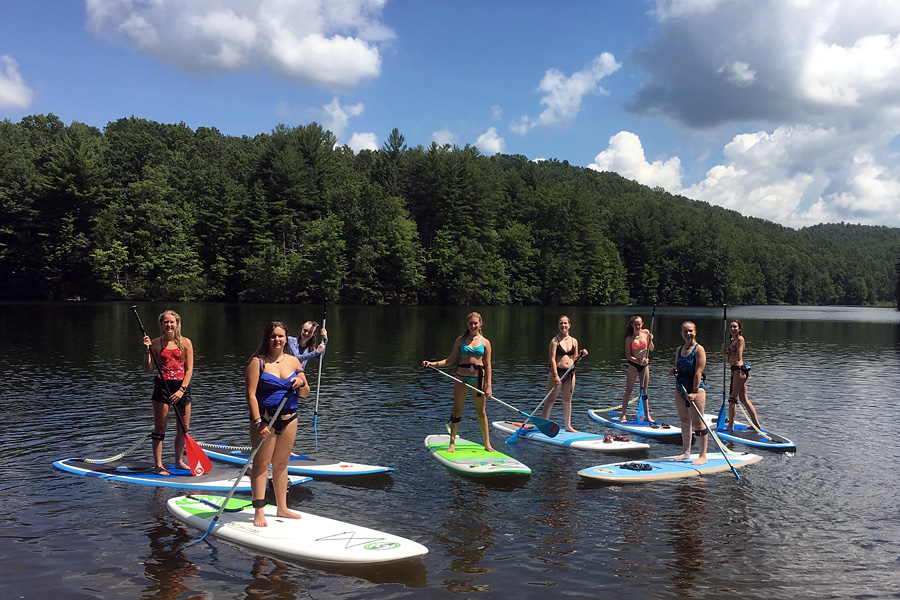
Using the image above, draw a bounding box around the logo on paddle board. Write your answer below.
[364,542,401,551]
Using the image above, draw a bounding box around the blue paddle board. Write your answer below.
[588,409,683,440]
[711,415,796,451]
[578,452,762,484]
[53,458,311,491]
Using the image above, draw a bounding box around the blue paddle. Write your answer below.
[507,353,584,443]
[716,304,729,430]
[428,366,561,438]
[186,387,294,547]
[674,377,741,482]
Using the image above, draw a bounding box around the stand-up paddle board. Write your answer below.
[198,442,394,477]
[588,409,683,441]
[53,459,311,491]
[492,420,650,452]
[424,434,530,477]
[710,415,796,451]
[168,495,428,565]
[578,452,762,484]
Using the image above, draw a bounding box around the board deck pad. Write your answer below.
[198,442,394,476]
[424,434,531,476]
[712,418,797,451]
[167,495,428,565]
[578,452,762,484]
[492,420,649,452]
[588,409,684,440]
[53,458,311,491]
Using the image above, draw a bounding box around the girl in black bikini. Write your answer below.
[721,320,761,430]
[543,315,587,433]
[620,315,655,423]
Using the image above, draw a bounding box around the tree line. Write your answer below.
[1,114,898,307]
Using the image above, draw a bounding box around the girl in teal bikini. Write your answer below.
[422,312,494,453]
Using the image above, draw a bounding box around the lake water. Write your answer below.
[2,302,899,599]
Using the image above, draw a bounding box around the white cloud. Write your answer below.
[347,131,378,152]
[432,129,456,146]
[512,53,620,134]
[718,61,756,87]
[321,97,364,141]
[588,131,683,191]
[0,55,34,109]
[475,127,505,154]
[85,0,392,90]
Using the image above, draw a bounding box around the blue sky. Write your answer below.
[3,1,900,228]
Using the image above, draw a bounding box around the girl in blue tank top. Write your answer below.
[669,321,709,465]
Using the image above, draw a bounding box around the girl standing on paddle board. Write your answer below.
[246,322,310,527]
[287,320,327,368]
[142,310,194,476]
[721,320,761,431]
[670,321,709,465]
[422,312,494,453]
[619,315,655,424]
[543,315,588,432]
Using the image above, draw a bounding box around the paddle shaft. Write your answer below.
[719,304,728,424]
[313,301,327,453]
[428,366,560,437]
[188,387,294,546]
[529,353,584,417]
[637,305,656,420]
[675,378,742,481]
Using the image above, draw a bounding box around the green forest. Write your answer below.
[2,114,899,307]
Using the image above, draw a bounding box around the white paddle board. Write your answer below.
[492,420,650,452]
[199,442,394,476]
[167,495,428,565]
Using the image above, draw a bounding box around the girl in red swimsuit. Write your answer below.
[142,310,194,475]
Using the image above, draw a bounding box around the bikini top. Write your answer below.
[460,337,485,358]
[555,342,576,358]
[157,346,185,380]
[256,357,302,410]
[630,335,648,351]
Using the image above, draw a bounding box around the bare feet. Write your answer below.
[254,511,268,527]
[566,427,578,433]
[619,416,627,423]
[276,507,302,520]
[672,453,690,461]
[153,465,172,476]
[177,461,190,470]
[692,456,708,466]
[447,442,456,453]
[484,445,495,452]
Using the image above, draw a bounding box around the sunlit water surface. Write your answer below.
[1,303,899,599]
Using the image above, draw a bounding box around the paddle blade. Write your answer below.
[637,390,646,423]
[716,395,728,430]
[530,415,560,438]
[506,426,522,444]
[185,434,212,476]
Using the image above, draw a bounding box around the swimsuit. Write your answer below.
[458,338,486,391]
[675,344,705,402]
[151,345,191,409]
[631,336,648,351]
[555,342,576,359]
[256,358,303,434]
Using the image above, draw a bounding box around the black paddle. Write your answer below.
[674,377,741,482]
[716,304,729,429]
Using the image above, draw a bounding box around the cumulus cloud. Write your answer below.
[432,129,456,146]
[0,55,34,109]
[321,97,364,141]
[511,53,620,134]
[588,131,683,192]
[347,131,378,152]
[632,0,900,128]
[475,127,505,154]
[85,0,392,91]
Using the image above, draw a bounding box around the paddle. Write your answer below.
[187,387,295,547]
[507,353,585,443]
[716,304,729,430]
[130,306,212,476]
[428,366,561,438]
[636,304,656,423]
[674,377,742,481]
[313,300,327,454]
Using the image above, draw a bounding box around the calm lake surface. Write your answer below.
[2,302,899,599]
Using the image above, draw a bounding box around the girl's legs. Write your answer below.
[689,390,708,465]
[152,401,169,473]
[447,383,467,452]
[621,366,638,422]
[542,371,561,420]
[270,420,300,520]
[473,392,494,452]
[737,371,761,428]
[249,424,274,527]
[560,374,577,432]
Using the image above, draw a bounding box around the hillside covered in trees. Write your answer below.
[1,114,898,307]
